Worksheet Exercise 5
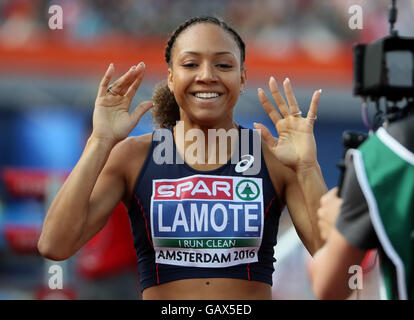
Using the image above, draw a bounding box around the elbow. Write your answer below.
[313,285,351,300]
[37,237,72,261]
[312,282,339,300]
[309,252,349,300]
[310,266,351,300]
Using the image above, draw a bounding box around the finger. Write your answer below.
[307,89,322,124]
[110,65,139,96]
[110,64,143,96]
[283,78,300,115]
[254,122,278,150]
[326,187,338,199]
[125,62,146,100]
[318,206,330,221]
[320,190,330,206]
[317,207,324,219]
[320,229,328,241]
[98,63,114,97]
[318,220,328,241]
[257,88,282,125]
[130,100,154,125]
[319,219,331,234]
[269,76,290,117]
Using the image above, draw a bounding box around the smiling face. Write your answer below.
[167,23,247,127]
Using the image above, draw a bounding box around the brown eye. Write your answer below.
[217,64,233,69]
[182,63,198,68]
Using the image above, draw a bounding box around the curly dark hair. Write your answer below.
[151,16,246,128]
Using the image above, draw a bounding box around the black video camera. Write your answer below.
[353,0,414,103]
[338,0,414,194]
[353,36,414,102]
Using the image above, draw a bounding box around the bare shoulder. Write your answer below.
[110,132,153,160]
[108,133,153,207]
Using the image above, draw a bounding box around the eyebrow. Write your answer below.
[180,51,235,57]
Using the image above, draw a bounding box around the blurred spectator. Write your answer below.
[1,0,405,47]
[0,0,43,48]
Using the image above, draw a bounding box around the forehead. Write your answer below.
[172,23,240,60]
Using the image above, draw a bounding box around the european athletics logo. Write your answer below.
[150,175,264,267]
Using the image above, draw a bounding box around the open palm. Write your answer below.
[256,77,321,170]
[92,62,153,143]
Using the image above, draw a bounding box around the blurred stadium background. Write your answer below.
[0,0,413,300]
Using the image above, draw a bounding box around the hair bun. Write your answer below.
[152,80,180,128]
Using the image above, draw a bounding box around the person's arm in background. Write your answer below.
[310,228,367,300]
[309,188,367,299]
[38,63,153,260]
[255,77,327,255]
[310,110,413,299]
[309,157,379,299]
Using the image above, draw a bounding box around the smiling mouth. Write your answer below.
[192,92,222,99]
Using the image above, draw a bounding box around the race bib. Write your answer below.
[150,175,264,267]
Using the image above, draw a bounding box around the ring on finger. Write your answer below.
[307,114,318,120]
[107,85,120,96]
[292,111,302,117]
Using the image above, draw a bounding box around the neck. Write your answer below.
[178,110,238,133]
[173,116,239,168]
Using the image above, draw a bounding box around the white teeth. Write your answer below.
[194,92,220,99]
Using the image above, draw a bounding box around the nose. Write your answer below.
[196,62,217,83]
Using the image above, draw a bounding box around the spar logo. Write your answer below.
[154,176,233,200]
[235,179,260,201]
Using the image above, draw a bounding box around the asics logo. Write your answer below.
[235,155,254,173]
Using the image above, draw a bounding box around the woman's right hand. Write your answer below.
[92,62,153,144]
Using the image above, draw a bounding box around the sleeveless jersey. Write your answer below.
[352,127,414,300]
[127,126,282,291]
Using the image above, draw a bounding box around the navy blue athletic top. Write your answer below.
[127,126,282,292]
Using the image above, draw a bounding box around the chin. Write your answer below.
[192,115,222,127]
[181,107,224,126]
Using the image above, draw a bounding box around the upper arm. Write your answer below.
[310,228,367,300]
[73,135,150,251]
[71,140,128,251]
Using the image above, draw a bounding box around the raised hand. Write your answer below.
[255,77,321,171]
[92,62,153,143]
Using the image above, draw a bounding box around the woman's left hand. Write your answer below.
[255,77,321,171]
